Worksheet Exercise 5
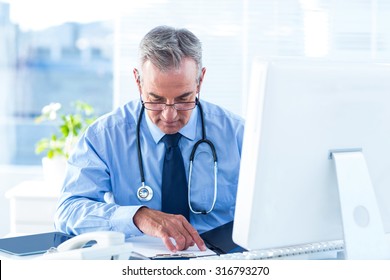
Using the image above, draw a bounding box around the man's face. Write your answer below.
[136,58,205,135]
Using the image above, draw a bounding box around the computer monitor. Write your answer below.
[232,58,390,259]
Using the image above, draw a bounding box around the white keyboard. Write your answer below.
[196,240,344,260]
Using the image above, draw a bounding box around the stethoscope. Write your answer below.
[136,100,218,214]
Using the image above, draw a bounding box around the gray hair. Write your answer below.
[138,25,203,82]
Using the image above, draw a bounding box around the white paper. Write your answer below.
[125,235,216,258]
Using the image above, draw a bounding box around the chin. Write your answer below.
[160,127,180,134]
[158,123,181,134]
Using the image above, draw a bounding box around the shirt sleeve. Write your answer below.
[54,126,144,238]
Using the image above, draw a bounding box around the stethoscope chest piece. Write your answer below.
[137,184,153,201]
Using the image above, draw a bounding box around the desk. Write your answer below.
[5,181,60,235]
[0,234,216,260]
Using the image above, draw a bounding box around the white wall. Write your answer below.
[0,165,42,237]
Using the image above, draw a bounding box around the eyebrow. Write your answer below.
[148,91,194,100]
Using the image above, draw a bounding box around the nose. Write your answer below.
[161,104,178,121]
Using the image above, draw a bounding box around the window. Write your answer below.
[0,1,114,165]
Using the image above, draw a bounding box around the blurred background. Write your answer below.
[1,0,390,236]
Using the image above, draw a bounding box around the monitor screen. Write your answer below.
[232,58,390,258]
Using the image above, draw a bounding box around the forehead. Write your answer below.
[141,58,198,98]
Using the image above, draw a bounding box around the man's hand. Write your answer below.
[133,207,207,252]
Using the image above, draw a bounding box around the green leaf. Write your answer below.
[35,100,97,159]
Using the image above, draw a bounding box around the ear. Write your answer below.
[133,68,142,93]
[197,67,206,93]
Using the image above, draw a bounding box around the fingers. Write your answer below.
[153,214,196,252]
[133,208,206,252]
[182,219,207,251]
[168,216,199,251]
[161,235,178,252]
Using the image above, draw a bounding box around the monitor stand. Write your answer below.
[331,149,390,259]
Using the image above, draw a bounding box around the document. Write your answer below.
[126,235,216,259]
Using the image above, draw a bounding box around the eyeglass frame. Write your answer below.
[141,95,199,111]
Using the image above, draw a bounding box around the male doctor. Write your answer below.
[55,25,244,252]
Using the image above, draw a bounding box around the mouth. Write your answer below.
[161,119,179,126]
[159,120,181,134]
[163,122,178,127]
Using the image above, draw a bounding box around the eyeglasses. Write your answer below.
[142,98,198,111]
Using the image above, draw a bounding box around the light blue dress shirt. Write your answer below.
[55,99,244,238]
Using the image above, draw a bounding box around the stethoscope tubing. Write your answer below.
[188,160,218,214]
[136,100,218,214]
[136,105,146,185]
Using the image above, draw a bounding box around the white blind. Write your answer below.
[114,0,390,117]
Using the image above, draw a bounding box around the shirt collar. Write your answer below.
[144,105,199,144]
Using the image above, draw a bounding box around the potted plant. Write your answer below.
[35,101,96,189]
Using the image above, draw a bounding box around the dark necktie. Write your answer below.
[161,133,189,220]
